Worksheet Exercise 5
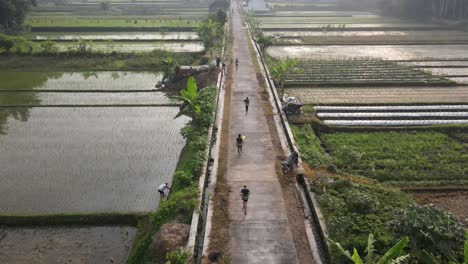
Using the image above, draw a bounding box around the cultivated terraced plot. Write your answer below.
[285,59,450,86]
[0,107,189,214]
[0,72,162,91]
[0,226,136,264]
[286,86,468,104]
[268,44,468,60]
[320,131,468,183]
[314,105,468,126]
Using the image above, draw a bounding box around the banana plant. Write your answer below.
[175,76,201,119]
[329,234,410,264]
[420,232,468,264]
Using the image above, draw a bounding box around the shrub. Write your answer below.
[389,205,466,262]
[166,248,189,264]
[40,40,58,54]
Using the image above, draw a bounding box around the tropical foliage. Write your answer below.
[270,57,301,89]
[389,205,466,263]
[329,234,410,264]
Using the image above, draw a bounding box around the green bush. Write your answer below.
[315,181,411,263]
[291,124,331,168]
[166,248,189,264]
[389,205,465,262]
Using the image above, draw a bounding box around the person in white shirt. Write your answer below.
[158,183,171,199]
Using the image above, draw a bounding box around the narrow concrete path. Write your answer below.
[224,4,300,264]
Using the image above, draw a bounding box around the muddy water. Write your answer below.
[268,44,468,60]
[0,107,189,213]
[0,226,137,264]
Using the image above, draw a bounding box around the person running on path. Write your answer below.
[240,185,250,215]
[235,58,238,70]
[243,97,250,114]
[236,133,244,154]
[158,183,171,199]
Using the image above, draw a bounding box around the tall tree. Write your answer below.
[0,0,36,33]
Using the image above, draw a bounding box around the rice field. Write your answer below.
[0,107,188,214]
[30,32,198,41]
[52,41,203,53]
[0,92,177,106]
[0,226,137,264]
[267,45,468,60]
[0,72,162,91]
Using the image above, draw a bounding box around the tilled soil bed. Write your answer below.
[410,190,468,224]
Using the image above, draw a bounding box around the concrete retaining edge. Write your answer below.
[243,9,332,264]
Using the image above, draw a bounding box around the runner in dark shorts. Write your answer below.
[244,97,250,114]
[236,134,244,154]
[241,185,250,215]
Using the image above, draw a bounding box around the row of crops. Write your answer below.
[284,59,452,87]
[314,104,468,126]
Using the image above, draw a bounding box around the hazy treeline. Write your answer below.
[380,0,468,20]
[0,0,36,33]
[337,0,468,20]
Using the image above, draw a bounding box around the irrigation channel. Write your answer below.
[0,71,188,262]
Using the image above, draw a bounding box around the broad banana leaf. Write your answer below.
[377,236,409,264]
[366,234,376,264]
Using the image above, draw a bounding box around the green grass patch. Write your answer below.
[291,124,331,168]
[0,52,204,71]
[320,131,468,183]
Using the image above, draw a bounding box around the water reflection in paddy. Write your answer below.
[0,107,189,214]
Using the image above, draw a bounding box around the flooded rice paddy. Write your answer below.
[0,92,177,106]
[0,226,136,264]
[268,44,468,60]
[54,41,203,53]
[0,107,188,213]
[0,72,162,91]
[31,32,198,41]
[0,71,188,214]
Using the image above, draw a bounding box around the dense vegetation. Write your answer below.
[320,131,468,184]
[0,0,36,33]
[314,180,466,264]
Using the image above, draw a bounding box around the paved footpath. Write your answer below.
[225,3,300,264]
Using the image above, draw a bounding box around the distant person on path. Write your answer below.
[244,97,250,114]
[158,182,171,199]
[241,185,250,215]
[235,58,238,70]
[236,133,244,154]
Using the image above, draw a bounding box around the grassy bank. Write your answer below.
[0,51,205,71]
